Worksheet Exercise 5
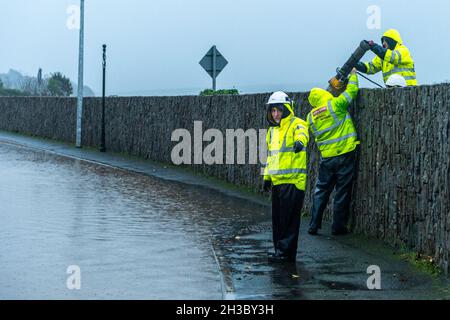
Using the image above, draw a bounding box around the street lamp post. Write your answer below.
[75,0,85,148]
[100,44,107,152]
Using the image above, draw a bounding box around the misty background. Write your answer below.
[1,0,448,96]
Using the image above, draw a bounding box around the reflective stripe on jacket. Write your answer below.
[364,29,417,86]
[306,74,360,158]
[264,108,309,191]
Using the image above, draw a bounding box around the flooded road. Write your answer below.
[2,135,448,301]
[0,142,269,299]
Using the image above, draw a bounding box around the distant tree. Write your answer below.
[199,88,239,96]
[47,72,73,96]
[0,78,29,96]
[19,77,39,95]
[16,77,50,96]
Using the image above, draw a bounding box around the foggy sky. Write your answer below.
[1,0,448,96]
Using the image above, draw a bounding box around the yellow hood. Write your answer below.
[284,102,294,116]
[383,29,403,45]
[308,88,333,108]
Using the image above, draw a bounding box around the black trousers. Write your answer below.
[271,184,305,258]
[310,151,356,233]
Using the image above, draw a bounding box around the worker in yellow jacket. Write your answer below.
[356,29,417,86]
[306,69,360,236]
[263,91,309,263]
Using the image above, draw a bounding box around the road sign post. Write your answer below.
[212,46,216,90]
[199,45,228,91]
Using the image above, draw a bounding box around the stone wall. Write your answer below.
[0,84,448,274]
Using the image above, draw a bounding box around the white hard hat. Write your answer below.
[386,74,407,87]
[267,91,291,105]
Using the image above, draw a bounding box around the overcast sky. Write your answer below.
[1,0,449,95]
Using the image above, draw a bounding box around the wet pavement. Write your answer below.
[220,222,450,299]
[0,131,449,300]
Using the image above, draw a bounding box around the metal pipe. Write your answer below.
[356,71,384,88]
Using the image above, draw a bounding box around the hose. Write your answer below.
[356,71,384,88]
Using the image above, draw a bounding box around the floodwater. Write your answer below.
[0,143,269,299]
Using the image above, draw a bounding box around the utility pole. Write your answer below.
[76,0,85,148]
[100,44,107,152]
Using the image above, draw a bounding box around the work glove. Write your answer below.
[263,180,272,193]
[369,42,387,60]
[364,40,375,48]
[355,62,367,73]
[293,141,304,153]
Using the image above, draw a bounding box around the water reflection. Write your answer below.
[0,143,269,299]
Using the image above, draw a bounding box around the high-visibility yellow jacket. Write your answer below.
[264,103,309,191]
[364,29,417,86]
[306,73,360,158]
